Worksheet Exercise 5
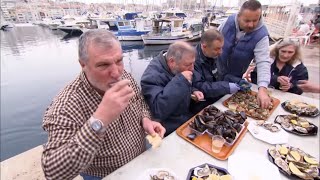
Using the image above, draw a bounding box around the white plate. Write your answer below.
[248,121,289,144]
[137,168,181,180]
[228,152,281,180]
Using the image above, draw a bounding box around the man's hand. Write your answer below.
[181,71,193,83]
[257,87,271,109]
[297,80,320,93]
[142,117,166,138]
[192,91,204,101]
[94,79,135,125]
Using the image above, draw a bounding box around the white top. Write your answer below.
[104,85,320,180]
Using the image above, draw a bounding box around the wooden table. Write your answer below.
[104,85,320,180]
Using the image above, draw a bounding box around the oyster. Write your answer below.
[288,162,312,180]
[281,121,294,131]
[193,164,211,177]
[270,125,280,132]
[275,157,291,175]
[302,166,319,178]
[269,147,281,159]
[257,121,280,132]
[294,126,308,134]
[151,170,171,180]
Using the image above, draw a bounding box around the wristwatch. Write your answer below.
[89,117,106,135]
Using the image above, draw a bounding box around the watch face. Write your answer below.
[92,121,102,131]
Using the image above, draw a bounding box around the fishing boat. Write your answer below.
[141,17,203,45]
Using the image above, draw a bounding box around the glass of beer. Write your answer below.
[211,135,225,153]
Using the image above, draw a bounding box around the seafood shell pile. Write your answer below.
[256,120,281,132]
[275,115,317,135]
[191,164,232,180]
[268,145,319,180]
[282,100,319,117]
[189,105,246,145]
[226,91,274,120]
[150,170,175,180]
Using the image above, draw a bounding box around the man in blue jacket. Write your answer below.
[218,0,271,109]
[192,29,241,113]
[141,41,204,136]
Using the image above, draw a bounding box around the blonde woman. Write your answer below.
[251,40,308,95]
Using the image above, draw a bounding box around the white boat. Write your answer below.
[141,18,203,45]
[90,18,151,41]
[57,16,90,34]
[48,19,62,30]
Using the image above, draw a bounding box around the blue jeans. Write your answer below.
[80,173,102,180]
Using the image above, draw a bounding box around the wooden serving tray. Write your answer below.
[222,91,280,120]
[176,116,248,161]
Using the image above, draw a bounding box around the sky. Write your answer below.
[69,0,319,6]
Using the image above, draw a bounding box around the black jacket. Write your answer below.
[141,51,193,136]
[251,60,308,95]
[192,44,231,113]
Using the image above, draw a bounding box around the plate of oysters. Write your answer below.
[281,100,320,117]
[275,115,318,136]
[223,91,280,120]
[137,168,180,180]
[186,163,233,180]
[268,145,320,180]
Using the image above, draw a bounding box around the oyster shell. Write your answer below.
[151,170,171,180]
[288,162,313,180]
[269,147,281,159]
[302,165,319,178]
[275,157,291,175]
[193,164,211,177]
[294,126,308,134]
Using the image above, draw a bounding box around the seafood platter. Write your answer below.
[268,145,320,180]
[223,91,280,120]
[176,105,248,160]
[186,164,232,180]
[275,115,318,136]
[281,100,320,117]
[188,105,246,146]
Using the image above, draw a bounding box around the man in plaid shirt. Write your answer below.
[41,29,166,180]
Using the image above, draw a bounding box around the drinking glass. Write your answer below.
[211,135,225,153]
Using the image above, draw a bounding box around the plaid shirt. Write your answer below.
[42,70,151,179]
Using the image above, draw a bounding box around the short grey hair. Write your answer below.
[200,29,224,47]
[166,41,196,63]
[78,29,120,62]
